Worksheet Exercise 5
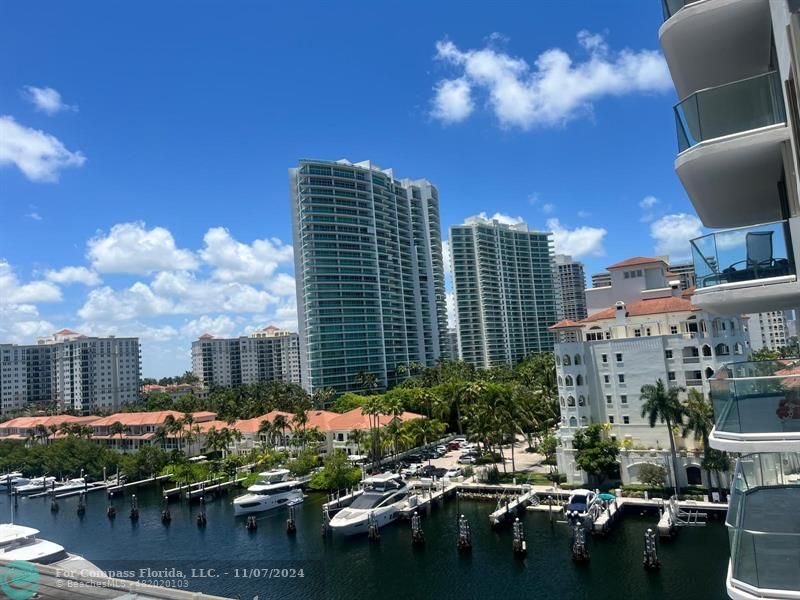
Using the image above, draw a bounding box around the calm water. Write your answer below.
[5,486,730,600]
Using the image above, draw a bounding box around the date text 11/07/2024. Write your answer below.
[192,568,306,579]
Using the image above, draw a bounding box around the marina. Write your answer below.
[0,482,731,599]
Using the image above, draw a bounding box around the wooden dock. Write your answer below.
[106,474,172,496]
[487,487,537,526]
[184,477,246,500]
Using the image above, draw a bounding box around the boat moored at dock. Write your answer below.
[233,469,303,516]
[0,524,68,564]
[329,473,413,536]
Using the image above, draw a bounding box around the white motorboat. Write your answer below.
[564,489,597,521]
[0,524,67,564]
[53,478,87,494]
[233,469,304,516]
[0,473,29,488]
[15,476,56,495]
[328,473,412,536]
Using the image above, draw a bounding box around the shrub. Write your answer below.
[638,463,667,487]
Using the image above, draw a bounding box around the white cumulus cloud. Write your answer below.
[0,260,62,304]
[430,31,671,129]
[431,78,474,123]
[200,227,293,283]
[88,222,199,274]
[22,86,77,115]
[547,218,607,258]
[650,213,703,260]
[0,116,86,182]
[473,211,525,226]
[442,241,452,276]
[45,266,101,286]
[181,315,238,339]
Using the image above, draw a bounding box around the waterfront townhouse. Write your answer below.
[661,0,800,596]
[0,415,100,441]
[290,159,448,394]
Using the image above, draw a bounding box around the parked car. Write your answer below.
[431,467,448,479]
[447,441,462,451]
[418,465,436,478]
[445,467,463,479]
[436,445,447,455]
[457,455,476,465]
[401,463,422,476]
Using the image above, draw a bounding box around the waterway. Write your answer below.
[5,486,730,599]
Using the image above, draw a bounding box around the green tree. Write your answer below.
[640,379,684,496]
[120,445,169,481]
[681,388,714,490]
[572,424,619,484]
[308,450,362,491]
[638,463,667,487]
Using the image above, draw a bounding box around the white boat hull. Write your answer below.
[328,505,403,536]
[233,489,304,516]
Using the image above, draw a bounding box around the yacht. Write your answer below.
[328,473,412,536]
[233,469,304,516]
[15,476,56,495]
[54,477,86,494]
[0,524,67,564]
[564,489,597,522]
[0,473,29,489]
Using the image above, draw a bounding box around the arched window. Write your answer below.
[578,395,586,406]
[728,320,737,333]
[569,416,577,427]
[565,375,574,387]
[576,374,584,386]
[558,376,563,386]
[702,344,712,357]
[567,396,576,407]
[705,367,714,379]
[563,354,571,366]
[580,416,588,425]
[734,342,744,355]
[715,343,730,356]
[562,416,566,425]
[556,355,561,366]
[574,354,582,365]
[560,396,565,407]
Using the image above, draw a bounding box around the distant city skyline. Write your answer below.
[0,1,704,377]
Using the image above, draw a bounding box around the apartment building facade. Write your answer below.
[450,216,559,368]
[191,326,301,389]
[746,310,790,351]
[0,329,140,415]
[290,159,448,394]
[554,254,588,322]
[661,1,800,596]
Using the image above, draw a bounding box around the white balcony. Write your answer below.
[660,0,773,100]
[725,453,800,599]
[709,359,800,453]
[691,219,799,315]
[674,71,789,229]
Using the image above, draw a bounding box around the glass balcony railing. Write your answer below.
[674,71,786,152]
[710,359,800,436]
[661,0,700,20]
[727,453,800,592]
[691,221,795,289]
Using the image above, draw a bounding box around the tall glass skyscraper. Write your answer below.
[450,216,558,368]
[290,159,448,394]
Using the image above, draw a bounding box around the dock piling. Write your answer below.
[512,517,526,556]
[367,511,380,541]
[571,523,589,562]
[161,496,171,524]
[287,506,296,534]
[643,528,660,570]
[457,514,472,553]
[196,496,207,527]
[411,511,424,546]
[321,505,331,536]
[129,494,139,522]
[77,492,86,517]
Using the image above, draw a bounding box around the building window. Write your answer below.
[601,354,608,363]
[609,416,615,424]
[603,374,610,384]
[620,395,627,404]
[606,395,612,404]
[634,329,642,337]
[670,326,678,334]
[618,374,625,383]
[665,349,673,359]
[615,353,623,363]
[668,372,676,381]
[622,416,630,425]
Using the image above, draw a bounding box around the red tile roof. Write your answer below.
[606,257,667,270]
[0,415,99,431]
[54,328,79,335]
[582,296,699,323]
[549,319,583,330]
[234,409,423,434]
[90,410,216,428]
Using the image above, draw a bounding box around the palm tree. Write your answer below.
[273,415,289,449]
[361,395,384,461]
[257,420,273,450]
[293,406,310,449]
[681,388,715,490]
[640,379,685,496]
[47,424,58,444]
[108,421,126,451]
[355,371,379,393]
[348,429,365,456]
[311,387,335,410]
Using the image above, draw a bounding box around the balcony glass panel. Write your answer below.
[674,71,785,152]
[710,359,800,436]
[727,453,800,592]
[691,221,795,289]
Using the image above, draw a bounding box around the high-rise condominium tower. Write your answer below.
[554,254,588,321]
[0,329,140,415]
[450,216,558,368]
[290,159,448,394]
[191,326,301,388]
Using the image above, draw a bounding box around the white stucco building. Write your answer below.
[552,257,748,488]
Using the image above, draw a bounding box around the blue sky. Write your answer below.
[0,1,702,377]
